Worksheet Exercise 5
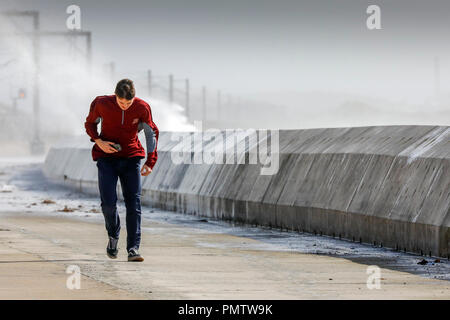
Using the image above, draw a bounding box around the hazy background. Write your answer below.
[0,0,449,155]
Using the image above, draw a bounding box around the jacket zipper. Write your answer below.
[122,110,124,125]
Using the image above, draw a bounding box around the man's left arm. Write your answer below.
[139,103,159,170]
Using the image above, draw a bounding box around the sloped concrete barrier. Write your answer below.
[43,126,450,258]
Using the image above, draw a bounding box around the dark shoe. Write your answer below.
[128,248,144,262]
[106,237,119,259]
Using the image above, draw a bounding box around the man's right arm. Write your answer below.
[84,97,101,142]
[84,97,119,154]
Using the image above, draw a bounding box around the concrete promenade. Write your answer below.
[0,211,449,299]
[0,159,448,299]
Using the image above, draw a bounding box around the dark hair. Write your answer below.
[115,79,135,100]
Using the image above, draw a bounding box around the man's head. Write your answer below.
[115,79,135,110]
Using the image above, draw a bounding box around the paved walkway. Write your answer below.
[0,211,448,299]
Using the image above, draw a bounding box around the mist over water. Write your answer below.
[0,16,194,157]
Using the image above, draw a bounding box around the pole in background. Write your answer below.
[109,62,115,82]
[434,56,440,100]
[202,86,206,122]
[217,90,221,121]
[168,74,174,103]
[86,31,92,74]
[147,70,152,96]
[185,78,190,121]
[31,11,44,155]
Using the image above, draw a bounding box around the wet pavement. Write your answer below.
[0,157,449,281]
[0,157,449,299]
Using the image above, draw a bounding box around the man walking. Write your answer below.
[84,79,159,262]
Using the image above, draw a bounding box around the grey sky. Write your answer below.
[2,0,450,101]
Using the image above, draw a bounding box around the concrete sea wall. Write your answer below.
[43,126,450,258]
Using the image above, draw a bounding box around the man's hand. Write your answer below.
[95,139,118,153]
[141,164,152,176]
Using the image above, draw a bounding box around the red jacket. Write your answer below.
[84,95,159,169]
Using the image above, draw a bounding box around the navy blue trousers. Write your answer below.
[96,156,142,252]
